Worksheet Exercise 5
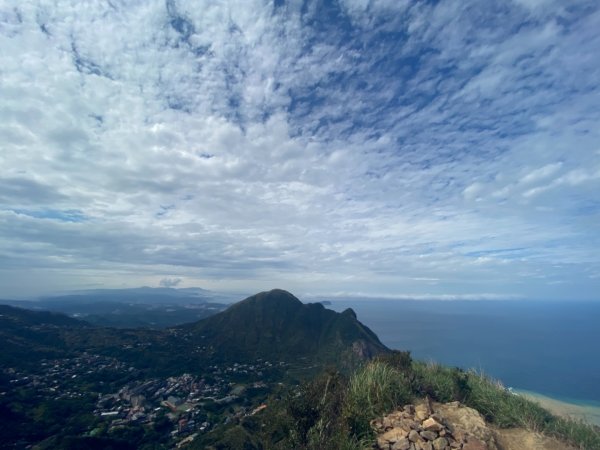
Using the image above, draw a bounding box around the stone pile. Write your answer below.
[372,399,497,450]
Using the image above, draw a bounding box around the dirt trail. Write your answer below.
[493,427,577,450]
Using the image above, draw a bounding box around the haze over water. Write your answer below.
[329,299,600,405]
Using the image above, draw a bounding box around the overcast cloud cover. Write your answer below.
[1,0,599,300]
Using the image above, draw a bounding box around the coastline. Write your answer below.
[513,388,600,426]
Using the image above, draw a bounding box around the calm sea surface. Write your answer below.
[327,300,600,405]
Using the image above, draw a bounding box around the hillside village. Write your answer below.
[2,352,285,447]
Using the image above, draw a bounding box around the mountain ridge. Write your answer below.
[0,289,388,371]
[183,289,389,365]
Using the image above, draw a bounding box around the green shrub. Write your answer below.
[280,368,361,449]
[374,350,413,373]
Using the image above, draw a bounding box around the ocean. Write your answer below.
[327,299,600,406]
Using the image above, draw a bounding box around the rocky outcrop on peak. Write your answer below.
[372,399,579,450]
[372,399,497,450]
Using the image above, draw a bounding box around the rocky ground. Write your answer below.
[372,399,578,450]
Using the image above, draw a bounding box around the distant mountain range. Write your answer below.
[0,287,236,328]
[40,286,236,304]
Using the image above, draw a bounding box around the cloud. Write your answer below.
[0,0,599,300]
[520,163,563,185]
[159,277,182,288]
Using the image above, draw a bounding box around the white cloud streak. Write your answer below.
[0,0,599,300]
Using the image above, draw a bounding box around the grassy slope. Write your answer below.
[0,305,90,368]
[196,353,600,450]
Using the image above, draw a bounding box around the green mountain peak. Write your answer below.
[185,289,389,366]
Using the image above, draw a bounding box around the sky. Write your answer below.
[1,0,599,300]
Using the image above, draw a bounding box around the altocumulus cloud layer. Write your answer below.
[1,0,599,299]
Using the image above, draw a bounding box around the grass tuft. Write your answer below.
[345,360,412,438]
[464,371,553,430]
[411,360,471,402]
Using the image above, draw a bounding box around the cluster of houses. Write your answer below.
[93,361,284,443]
[3,353,135,399]
[96,373,216,433]
[3,352,286,447]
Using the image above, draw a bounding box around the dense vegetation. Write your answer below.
[195,351,600,450]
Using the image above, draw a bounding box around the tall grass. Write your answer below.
[411,361,471,403]
[464,371,552,430]
[345,361,412,438]
[547,417,600,450]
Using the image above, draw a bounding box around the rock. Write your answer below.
[432,437,448,450]
[372,418,384,430]
[377,436,391,449]
[422,418,444,432]
[409,429,423,442]
[462,437,488,450]
[452,429,467,443]
[434,402,497,449]
[381,428,408,443]
[415,404,429,421]
[449,441,461,449]
[376,401,501,450]
[420,430,438,441]
[431,413,445,423]
[383,417,395,429]
[405,419,420,430]
[391,437,411,450]
[415,411,428,421]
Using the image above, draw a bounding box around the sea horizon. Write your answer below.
[326,298,600,412]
